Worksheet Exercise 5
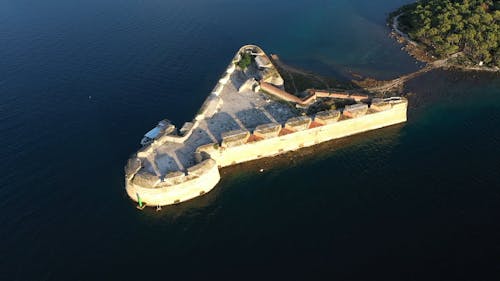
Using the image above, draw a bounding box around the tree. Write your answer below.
[397,0,500,66]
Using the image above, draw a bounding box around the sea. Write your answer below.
[1,0,499,280]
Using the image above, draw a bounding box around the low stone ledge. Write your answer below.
[187,159,217,176]
[314,110,340,125]
[162,171,186,185]
[253,123,282,139]
[285,116,312,131]
[132,169,161,188]
[227,63,236,74]
[198,94,221,119]
[137,145,153,158]
[196,143,220,155]
[221,129,250,148]
[219,73,231,84]
[343,103,368,118]
[212,83,224,96]
[180,122,194,136]
[239,78,258,93]
[255,55,272,69]
[125,157,142,181]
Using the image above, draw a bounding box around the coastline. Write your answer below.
[389,13,500,73]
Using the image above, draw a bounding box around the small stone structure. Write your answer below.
[314,110,341,125]
[255,55,272,69]
[370,98,393,111]
[253,123,282,139]
[285,116,312,131]
[180,122,194,136]
[221,129,250,148]
[132,169,161,188]
[343,103,368,118]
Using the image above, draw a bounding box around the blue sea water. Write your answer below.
[0,0,499,280]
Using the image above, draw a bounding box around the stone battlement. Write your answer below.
[196,97,407,152]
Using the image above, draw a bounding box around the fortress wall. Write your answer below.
[126,44,408,208]
[201,101,407,167]
[313,90,368,101]
[126,159,221,206]
[260,81,304,104]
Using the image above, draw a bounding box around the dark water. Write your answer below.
[1,0,499,280]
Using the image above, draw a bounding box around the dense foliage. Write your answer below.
[237,52,252,69]
[398,0,500,66]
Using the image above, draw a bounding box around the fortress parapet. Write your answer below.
[163,171,186,185]
[221,129,250,148]
[254,123,282,139]
[285,116,312,132]
[132,169,161,188]
[314,110,340,125]
[370,98,393,111]
[343,103,368,118]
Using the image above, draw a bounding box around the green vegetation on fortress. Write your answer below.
[396,0,500,66]
[237,52,252,69]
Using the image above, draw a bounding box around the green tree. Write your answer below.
[397,0,500,66]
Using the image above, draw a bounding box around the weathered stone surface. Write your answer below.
[370,98,393,111]
[221,129,250,148]
[285,116,312,131]
[162,171,186,185]
[238,78,258,93]
[343,103,368,118]
[212,83,224,96]
[198,94,221,119]
[253,123,282,139]
[314,110,340,124]
[255,55,271,69]
[125,157,142,180]
[187,159,217,176]
[180,122,194,136]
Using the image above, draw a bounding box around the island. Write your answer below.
[124,45,408,208]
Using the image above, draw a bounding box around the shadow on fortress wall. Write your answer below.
[173,128,214,168]
[219,122,405,178]
[262,102,298,124]
[206,112,242,140]
[154,152,180,176]
[230,70,247,90]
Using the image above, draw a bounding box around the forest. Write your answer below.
[397,0,500,66]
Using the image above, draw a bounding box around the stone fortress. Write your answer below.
[125,45,408,207]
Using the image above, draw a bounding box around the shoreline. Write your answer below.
[389,13,500,73]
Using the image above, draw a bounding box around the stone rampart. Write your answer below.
[314,110,340,125]
[126,158,220,206]
[199,99,407,167]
